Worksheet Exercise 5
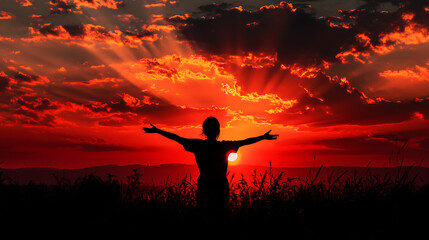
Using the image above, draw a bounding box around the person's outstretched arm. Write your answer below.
[236,130,278,148]
[142,124,186,144]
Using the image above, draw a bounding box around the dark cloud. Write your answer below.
[339,11,403,46]
[49,0,77,15]
[33,23,157,44]
[122,29,155,38]
[62,24,85,37]
[336,8,408,48]
[271,72,429,126]
[14,109,56,127]
[216,53,429,127]
[402,0,429,27]
[12,72,45,85]
[358,0,406,9]
[14,108,39,120]
[14,72,34,82]
[38,24,61,36]
[85,93,227,126]
[0,73,11,92]
[7,95,60,127]
[14,96,59,111]
[173,2,360,67]
[220,59,429,127]
[197,3,233,14]
[357,0,428,11]
[174,1,429,67]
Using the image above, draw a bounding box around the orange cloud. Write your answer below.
[335,45,371,64]
[344,18,429,58]
[225,53,277,69]
[66,77,123,86]
[220,82,297,114]
[380,22,429,46]
[169,14,190,21]
[0,36,15,42]
[89,64,106,69]
[281,64,319,78]
[9,95,64,127]
[23,23,159,47]
[150,14,164,23]
[143,24,176,33]
[16,0,32,7]
[144,3,166,8]
[132,54,298,124]
[0,11,14,20]
[379,64,429,82]
[19,65,32,71]
[260,1,295,11]
[120,93,159,107]
[71,0,122,9]
[13,72,50,86]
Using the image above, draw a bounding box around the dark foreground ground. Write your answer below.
[1,167,428,239]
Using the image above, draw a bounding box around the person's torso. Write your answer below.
[192,140,231,180]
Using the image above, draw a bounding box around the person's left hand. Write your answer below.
[263,130,279,140]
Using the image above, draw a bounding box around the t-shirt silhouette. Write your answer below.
[181,139,240,210]
[182,139,240,180]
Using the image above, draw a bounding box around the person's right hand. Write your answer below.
[142,124,159,133]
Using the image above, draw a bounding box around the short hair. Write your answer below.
[202,116,220,139]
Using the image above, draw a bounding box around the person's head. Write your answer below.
[202,116,220,140]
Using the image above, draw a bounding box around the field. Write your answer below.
[1,165,428,239]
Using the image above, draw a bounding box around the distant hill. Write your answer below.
[2,164,429,186]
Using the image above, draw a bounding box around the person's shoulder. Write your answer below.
[182,138,204,152]
[221,140,241,148]
[188,138,203,142]
[220,140,238,145]
[184,138,204,144]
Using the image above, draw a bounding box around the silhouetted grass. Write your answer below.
[0,165,428,239]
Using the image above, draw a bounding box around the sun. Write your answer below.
[228,152,238,162]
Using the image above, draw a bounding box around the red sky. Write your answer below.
[0,0,428,169]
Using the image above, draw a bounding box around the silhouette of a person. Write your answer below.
[143,116,278,222]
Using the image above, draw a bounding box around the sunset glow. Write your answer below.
[0,0,428,169]
[228,152,238,162]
